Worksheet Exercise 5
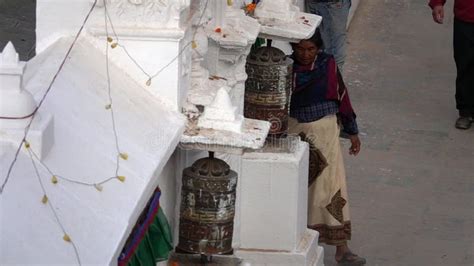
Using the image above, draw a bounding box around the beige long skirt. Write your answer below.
[289,115,351,246]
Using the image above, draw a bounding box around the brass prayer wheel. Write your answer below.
[244,42,293,137]
[177,152,238,255]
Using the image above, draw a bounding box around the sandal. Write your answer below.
[337,252,367,265]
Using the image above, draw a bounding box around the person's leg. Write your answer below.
[307,0,334,55]
[326,0,351,71]
[453,18,474,129]
[306,0,350,70]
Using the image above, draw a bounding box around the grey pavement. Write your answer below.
[0,0,35,60]
[332,1,474,265]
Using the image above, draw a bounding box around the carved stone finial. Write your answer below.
[198,87,244,133]
[0,42,54,159]
[0,41,36,129]
[1,42,19,66]
[207,87,235,119]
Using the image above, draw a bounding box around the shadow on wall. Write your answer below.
[0,0,36,60]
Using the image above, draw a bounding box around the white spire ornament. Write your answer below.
[197,87,244,133]
[0,42,54,160]
[0,42,37,129]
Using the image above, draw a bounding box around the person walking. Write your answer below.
[289,31,366,265]
[429,0,474,129]
[305,0,351,71]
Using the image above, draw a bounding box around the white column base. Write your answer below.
[235,229,324,266]
[0,113,54,159]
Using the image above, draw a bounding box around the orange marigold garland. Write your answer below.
[245,3,256,15]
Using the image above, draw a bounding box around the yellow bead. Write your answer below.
[191,41,197,49]
[107,36,113,43]
[24,141,30,149]
[51,175,58,184]
[111,43,118,49]
[94,184,103,192]
[227,0,233,6]
[119,153,128,160]
[41,195,48,204]
[63,234,71,242]
[117,176,126,182]
[146,78,152,86]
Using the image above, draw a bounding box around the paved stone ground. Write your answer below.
[1,1,473,266]
[0,0,35,60]
[327,0,474,265]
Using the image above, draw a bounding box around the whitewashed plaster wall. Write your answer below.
[36,0,196,111]
[36,0,92,54]
[0,37,187,265]
[156,151,179,232]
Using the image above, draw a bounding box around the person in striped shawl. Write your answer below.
[289,31,365,265]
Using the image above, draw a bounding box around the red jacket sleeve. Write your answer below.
[429,0,446,9]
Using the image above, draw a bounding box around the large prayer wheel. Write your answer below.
[244,43,293,137]
[177,153,238,255]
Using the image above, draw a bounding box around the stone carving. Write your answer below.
[103,0,191,28]
[254,0,299,25]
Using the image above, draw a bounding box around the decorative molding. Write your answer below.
[103,0,191,28]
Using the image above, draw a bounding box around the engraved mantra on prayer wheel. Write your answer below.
[244,45,293,137]
[177,154,238,255]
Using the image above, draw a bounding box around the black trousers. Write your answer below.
[454,18,474,117]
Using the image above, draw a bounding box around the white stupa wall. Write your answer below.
[36,0,93,54]
[88,33,192,111]
[36,0,194,111]
[155,151,179,236]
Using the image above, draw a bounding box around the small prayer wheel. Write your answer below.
[177,152,238,255]
[244,41,293,137]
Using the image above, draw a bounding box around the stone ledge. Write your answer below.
[235,229,324,266]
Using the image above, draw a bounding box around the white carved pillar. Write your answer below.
[203,4,260,114]
[211,0,226,29]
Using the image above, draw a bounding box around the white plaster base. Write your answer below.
[239,140,309,251]
[235,229,324,266]
[237,139,324,265]
[0,113,54,159]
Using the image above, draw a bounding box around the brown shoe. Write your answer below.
[455,116,472,130]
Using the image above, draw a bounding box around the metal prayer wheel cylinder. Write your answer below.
[177,153,238,255]
[244,44,293,137]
